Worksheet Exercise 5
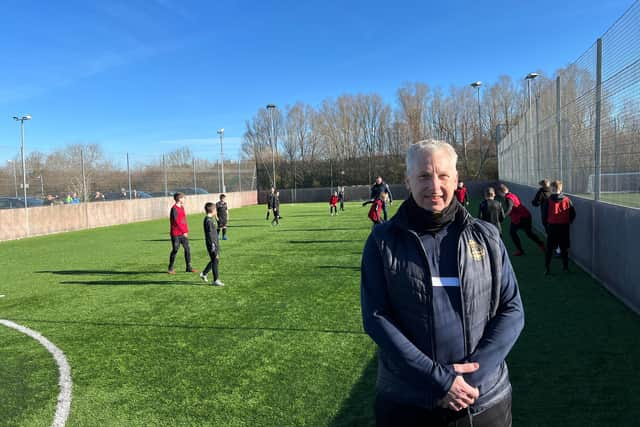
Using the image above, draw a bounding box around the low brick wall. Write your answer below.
[0,191,257,242]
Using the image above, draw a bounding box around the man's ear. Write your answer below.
[454,171,459,188]
[405,175,411,191]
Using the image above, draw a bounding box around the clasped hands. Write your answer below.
[438,362,480,412]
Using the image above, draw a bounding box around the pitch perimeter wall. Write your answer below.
[504,182,640,314]
[0,191,257,242]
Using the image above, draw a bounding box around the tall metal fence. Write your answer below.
[498,0,640,209]
[1,149,256,206]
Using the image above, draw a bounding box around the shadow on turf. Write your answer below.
[281,213,324,218]
[279,228,361,232]
[9,318,367,335]
[316,265,360,271]
[59,280,200,286]
[329,356,377,427]
[141,239,202,242]
[289,239,360,244]
[37,270,162,275]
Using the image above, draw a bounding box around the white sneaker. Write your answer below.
[213,280,225,286]
[199,272,208,283]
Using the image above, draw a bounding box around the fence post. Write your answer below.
[556,76,562,183]
[535,95,540,179]
[238,160,241,193]
[81,148,87,202]
[594,38,603,201]
[127,152,132,200]
[592,37,603,278]
[163,154,168,197]
[496,125,502,178]
[251,163,257,192]
[524,101,529,184]
[192,157,197,194]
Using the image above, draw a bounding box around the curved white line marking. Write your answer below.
[0,319,72,427]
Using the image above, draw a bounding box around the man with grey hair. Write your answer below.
[361,140,524,426]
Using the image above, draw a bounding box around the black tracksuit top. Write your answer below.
[203,216,219,253]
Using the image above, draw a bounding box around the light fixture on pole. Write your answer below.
[525,72,540,111]
[470,81,483,158]
[217,128,226,193]
[470,81,483,129]
[7,160,18,197]
[13,115,32,207]
[266,104,277,189]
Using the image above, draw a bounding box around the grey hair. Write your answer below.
[405,139,458,176]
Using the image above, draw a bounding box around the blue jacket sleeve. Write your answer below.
[465,240,525,387]
[361,234,456,398]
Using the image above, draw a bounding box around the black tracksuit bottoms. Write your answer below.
[546,223,570,270]
[169,235,192,271]
[509,217,543,252]
[202,250,219,280]
[375,393,512,427]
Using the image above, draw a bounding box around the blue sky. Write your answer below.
[0,0,633,163]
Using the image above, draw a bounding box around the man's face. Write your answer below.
[376,177,382,184]
[406,149,458,212]
[178,196,184,205]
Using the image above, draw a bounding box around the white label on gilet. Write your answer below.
[431,277,460,287]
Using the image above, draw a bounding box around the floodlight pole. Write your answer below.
[470,81,483,171]
[13,115,31,207]
[267,104,277,189]
[127,152,132,200]
[525,72,540,112]
[525,73,540,183]
[218,129,226,193]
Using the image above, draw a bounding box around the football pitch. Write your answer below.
[1,201,639,426]
[573,192,640,209]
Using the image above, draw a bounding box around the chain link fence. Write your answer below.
[498,0,640,209]
[0,149,256,207]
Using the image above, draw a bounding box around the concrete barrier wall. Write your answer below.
[504,182,640,314]
[0,191,257,242]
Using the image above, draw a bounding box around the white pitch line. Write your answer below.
[0,319,72,427]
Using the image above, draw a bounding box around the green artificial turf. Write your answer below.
[0,200,638,426]
[573,192,640,209]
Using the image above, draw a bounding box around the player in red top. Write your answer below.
[499,184,545,256]
[168,192,197,274]
[454,181,469,207]
[542,180,576,274]
[330,191,339,216]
